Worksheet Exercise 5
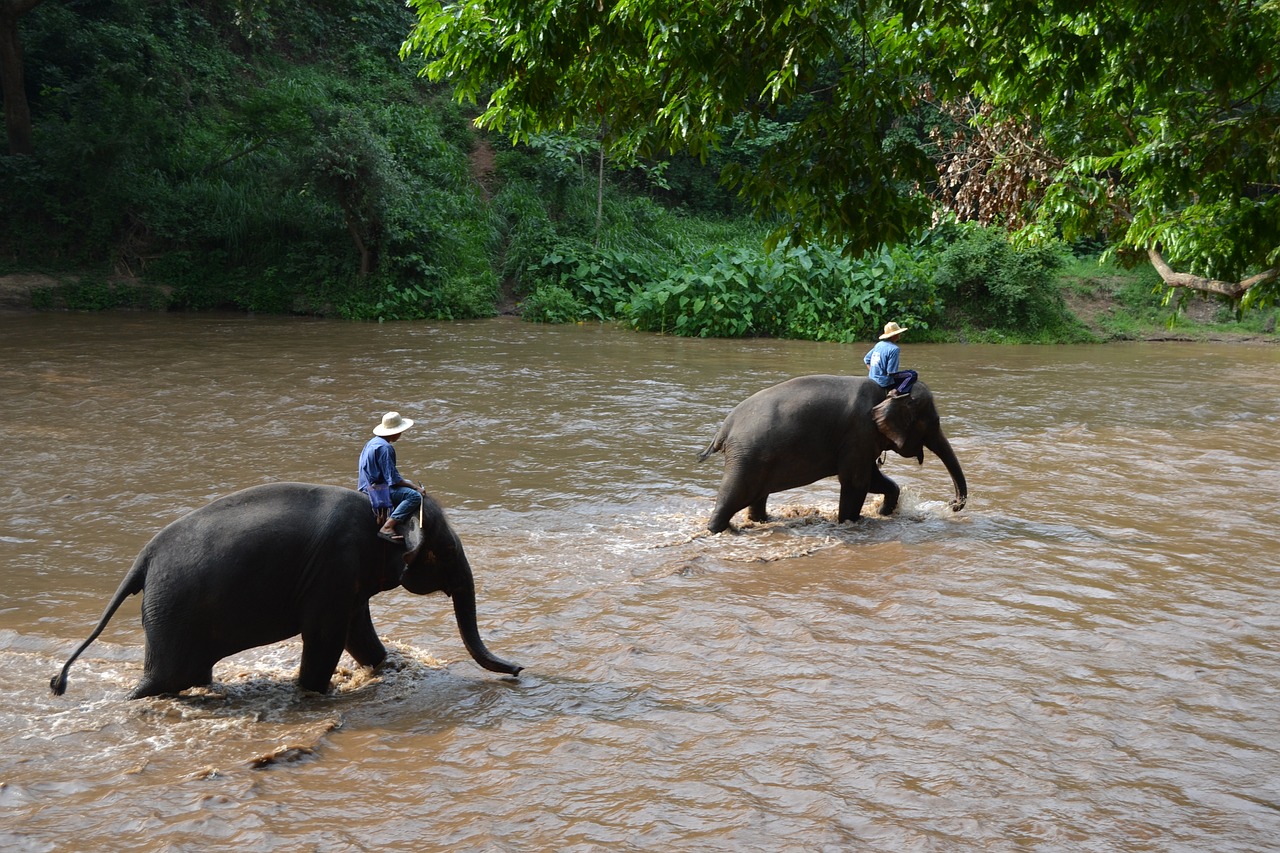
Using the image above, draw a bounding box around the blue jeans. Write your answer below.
[889,370,918,394]
[388,485,422,522]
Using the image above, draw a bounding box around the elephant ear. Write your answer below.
[872,395,917,459]
[401,514,423,554]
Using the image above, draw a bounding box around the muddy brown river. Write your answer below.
[1,313,1278,851]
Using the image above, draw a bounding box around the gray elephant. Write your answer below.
[50,482,521,699]
[698,375,968,533]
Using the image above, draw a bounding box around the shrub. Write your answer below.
[621,240,941,340]
[624,247,787,337]
[520,284,586,323]
[526,242,657,321]
[933,226,1071,333]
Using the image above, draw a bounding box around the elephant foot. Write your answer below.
[707,520,741,534]
[129,672,207,700]
[707,509,736,533]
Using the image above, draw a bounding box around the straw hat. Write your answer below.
[373,411,414,436]
[879,321,908,340]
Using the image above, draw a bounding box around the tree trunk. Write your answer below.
[0,0,45,157]
[341,203,372,278]
[594,144,604,248]
[1148,247,1279,301]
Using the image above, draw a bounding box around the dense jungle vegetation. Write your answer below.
[2,0,1276,343]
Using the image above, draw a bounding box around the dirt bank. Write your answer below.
[4,271,1275,342]
[0,274,58,309]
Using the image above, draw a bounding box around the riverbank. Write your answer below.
[3,269,1276,344]
[1065,291,1274,343]
[1058,260,1279,344]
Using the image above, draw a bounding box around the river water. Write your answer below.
[1,313,1278,851]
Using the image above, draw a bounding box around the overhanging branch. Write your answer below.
[1147,247,1279,300]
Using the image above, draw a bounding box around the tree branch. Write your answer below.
[1147,247,1280,300]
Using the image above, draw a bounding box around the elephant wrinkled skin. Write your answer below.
[699,375,968,533]
[50,482,521,699]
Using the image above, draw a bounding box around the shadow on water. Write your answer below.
[17,641,526,780]
[650,489,980,568]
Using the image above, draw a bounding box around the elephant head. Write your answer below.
[873,391,968,511]
[399,496,523,676]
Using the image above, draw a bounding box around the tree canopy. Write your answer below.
[404,0,1280,311]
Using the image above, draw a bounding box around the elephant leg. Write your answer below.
[870,469,901,515]
[708,504,736,533]
[297,626,346,694]
[747,496,769,523]
[708,484,746,532]
[709,465,760,532]
[345,600,388,669]
[130,659,214,699]
[131,629,216,698]
[837,483,868,523]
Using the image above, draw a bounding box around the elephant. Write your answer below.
[698,375,968,533]
[50,482,522,699]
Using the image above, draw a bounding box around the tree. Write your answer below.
[926,0,1280,311]
[403,0,936,257]
[0,0,45,155]
[404,0,1280,312]
[309,111,395,279]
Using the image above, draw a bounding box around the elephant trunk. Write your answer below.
[448,552,523,676]
[928,430,968,512]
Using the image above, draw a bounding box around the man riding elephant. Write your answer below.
[358,411,427,544]
[863,321,918,400]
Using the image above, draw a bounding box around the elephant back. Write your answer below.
[145,483,378,588]
[727,375,875,440]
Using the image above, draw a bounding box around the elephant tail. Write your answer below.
[49,553,149,696]
[696,431,725,462]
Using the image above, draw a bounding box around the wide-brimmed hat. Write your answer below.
[879,321,908,340]
[373,411,414,436]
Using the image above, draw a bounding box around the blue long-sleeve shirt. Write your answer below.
[357,437,402,492]
[863,340,900,387]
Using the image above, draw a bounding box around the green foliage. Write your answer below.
[10,0,1275,338]
[1057,253,1279,341]
[931,1,1280,285]
[621,241,939,340]
[2,0,498,320]
[526,243,656,322]
[491,140,762,307]
[33,274,170,311]
[495,154,1104,344]
[404,0,937,257]
[933,226,1083,339]
[406,0,1280,315]
[510,217,946,343]
[520,284,586,324]
[624,248,787,338]
[337,270,499,322]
